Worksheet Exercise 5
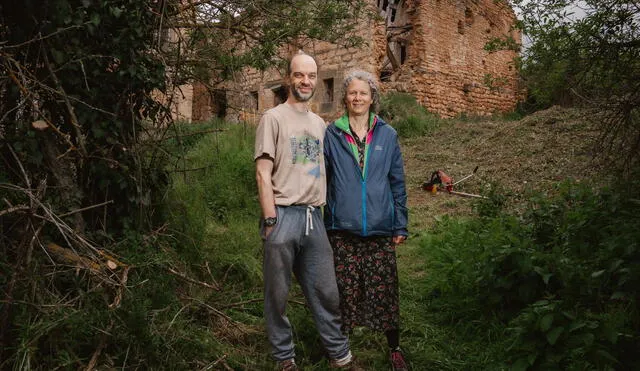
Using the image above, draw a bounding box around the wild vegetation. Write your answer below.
[503,0,640,172]
[1,0,639,370]
[0,0,368,368]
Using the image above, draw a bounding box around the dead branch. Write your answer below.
[159,128,226,142]
[190,299,247,334]
[3,25,86,49]
[84,319,114,371]
[219,298,263,309]
[200,354,228,371]
[42,45,88,158]
[25,221,45,266]
[96,249,127,269]
[58,200,114,218]
[168,165,216,173]
[108,266,130,309]
[45,242,104,273]
[7,143,31,191]
[0,204,30,217]
[167,266,220,291]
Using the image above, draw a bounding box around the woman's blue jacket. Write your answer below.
[323,114,408,237]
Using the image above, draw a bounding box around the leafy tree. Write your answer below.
[505,0,640,173]
[163,0,368,99]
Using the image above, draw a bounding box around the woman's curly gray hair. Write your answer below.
[342,70,380,113]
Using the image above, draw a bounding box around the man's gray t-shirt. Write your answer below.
[254,103,327,207]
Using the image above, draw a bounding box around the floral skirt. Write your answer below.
[328,231,399,333]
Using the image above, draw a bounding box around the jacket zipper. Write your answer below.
[340,122,378,236]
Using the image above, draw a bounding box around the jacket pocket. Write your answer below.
[365,185,394,233]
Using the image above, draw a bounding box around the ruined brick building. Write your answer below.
[189,0,521,123]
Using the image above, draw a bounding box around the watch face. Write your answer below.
[264,217,277,227]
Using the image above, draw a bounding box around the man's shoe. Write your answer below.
[390,348,409,371]
[277,358,298,371]
[329,358,365,371]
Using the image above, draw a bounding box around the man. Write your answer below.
[255,52,360,371]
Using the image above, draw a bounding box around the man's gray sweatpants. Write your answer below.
[262,205,350,362]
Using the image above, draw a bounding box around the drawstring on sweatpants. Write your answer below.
[305,206,314,236]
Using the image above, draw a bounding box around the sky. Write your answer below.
[514,1,590,50]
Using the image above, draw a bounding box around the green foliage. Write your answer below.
[379,93,442,138]
[414,180,640,370]
[506,0,640,170]
[170,0,369,86]
[1,0,172,233]
[165,121,262,284]
[509,0,640,107]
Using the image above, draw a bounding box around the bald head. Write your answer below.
[287,53,318,76]
[286,53,318,103]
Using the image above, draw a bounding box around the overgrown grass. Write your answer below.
[379,93,442,138]
[7,112,638,369]
[165,122,261,277]
[160,116,639,370]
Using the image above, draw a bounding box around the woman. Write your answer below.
[324,70,409,371]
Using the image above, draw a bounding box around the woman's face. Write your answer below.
[345,79,372,116]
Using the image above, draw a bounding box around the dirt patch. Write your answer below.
[402,106,603,231]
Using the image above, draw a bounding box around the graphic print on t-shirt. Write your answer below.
[290,135,322,178]
[290,135,321,165]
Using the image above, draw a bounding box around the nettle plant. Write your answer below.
[478,182,640,370]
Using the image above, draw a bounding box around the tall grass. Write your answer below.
[165,121,262,284]
[379,93,442,138]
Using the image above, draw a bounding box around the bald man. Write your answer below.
[255,53,359,370]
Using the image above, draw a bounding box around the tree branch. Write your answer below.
[42,45,88,158]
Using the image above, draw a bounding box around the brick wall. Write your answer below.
[382,0,521,117]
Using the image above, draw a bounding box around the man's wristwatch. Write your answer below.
[264,217,277,227]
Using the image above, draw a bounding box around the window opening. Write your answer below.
[250,91,259,110]
[273,86,287,106]
[323,78,334,103]
[400,44,407,64]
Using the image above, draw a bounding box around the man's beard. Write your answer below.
[291,83,315,102]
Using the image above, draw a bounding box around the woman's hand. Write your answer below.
[392,235,406,246]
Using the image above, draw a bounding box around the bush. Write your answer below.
[415,180,640,370]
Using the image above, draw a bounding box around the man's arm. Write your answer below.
[256,155,276,221]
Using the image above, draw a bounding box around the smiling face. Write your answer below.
[344,78,373,117]
[287,54,318,103]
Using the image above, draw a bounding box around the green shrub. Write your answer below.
[414,180,640,370]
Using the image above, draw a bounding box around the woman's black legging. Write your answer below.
[385,329,400,349]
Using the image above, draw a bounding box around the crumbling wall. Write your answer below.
[382,0,521,117]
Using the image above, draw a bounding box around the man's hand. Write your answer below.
[264,225,275,239]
